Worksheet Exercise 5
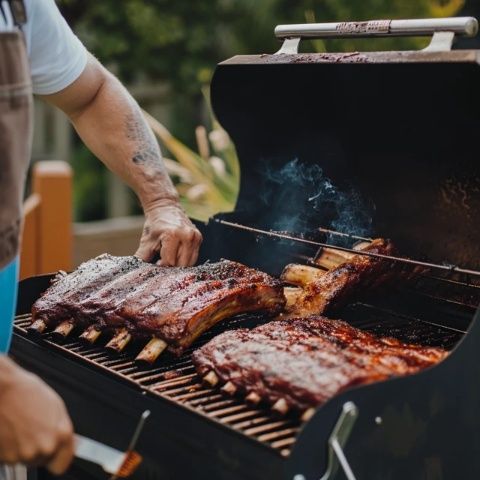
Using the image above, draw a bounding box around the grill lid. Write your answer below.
[210,17,480,270]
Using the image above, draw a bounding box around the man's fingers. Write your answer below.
[176,242,191,267]
[45,415,74,475]
[45,433,74,475]
[177,229,202,267]
[187,247,200,267]
[158,236,179,266]
[134,243,154,262]
[189,229,202,266]
[46,447,72,475]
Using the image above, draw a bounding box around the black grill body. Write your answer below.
[12,46,480,480]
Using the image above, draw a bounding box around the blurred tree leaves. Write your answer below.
[58,0,465,95]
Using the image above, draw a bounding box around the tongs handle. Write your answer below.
[275,17,478,40]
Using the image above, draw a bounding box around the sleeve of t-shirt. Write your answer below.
[27,0,88,95]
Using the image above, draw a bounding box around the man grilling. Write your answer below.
[0,0,202,477]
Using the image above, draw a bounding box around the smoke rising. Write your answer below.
[258,158,374,245]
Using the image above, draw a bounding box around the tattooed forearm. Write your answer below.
[123,107,177,204]
[126,110,162,167]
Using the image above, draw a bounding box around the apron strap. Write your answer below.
[1,0,26,28]
[0,4,7,24]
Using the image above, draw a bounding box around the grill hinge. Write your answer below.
[294,401,359,480]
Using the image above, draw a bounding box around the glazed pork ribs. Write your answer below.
[111,260,286,355]
[29,256,286,356]
[282,238,412,317]
[193,315,447,415]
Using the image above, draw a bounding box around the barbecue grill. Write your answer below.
[11,17,480,480]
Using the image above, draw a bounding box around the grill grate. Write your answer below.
[13,279,476,458]
[14,313,301,457]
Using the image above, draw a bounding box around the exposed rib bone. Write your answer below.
[203,371,219,387]
[51,320,75,340]
[281,264,326,286]
[245,392,262,405]
[27,319,47,335]
[106,328,132,353]
[353,241,372,251]
[135,337,168,364]
[301,408,316,422]
[272,398,289,416]
[79,325,102,344]
[283,287,303,309]
[221,381,237,396]
[315,247,354,270]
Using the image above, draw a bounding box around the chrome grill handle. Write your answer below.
[275,17,478,54]
[293,401,359,480]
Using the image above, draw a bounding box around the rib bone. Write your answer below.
[135,337,168,364]
[51,319,75,340]
[221,381,237,396]
[79,325,102,344]
[281,264,326,286]
[27,319,47,335]
[272,398,289,416]
[315,247,354,270]
[106,328,132,353]
[203,371,219,387]
[301,408,316,422]
[245,392,262,405]
[283,287,303,309]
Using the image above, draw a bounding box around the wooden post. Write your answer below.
[32,161,73,274]
[20,193,41,279]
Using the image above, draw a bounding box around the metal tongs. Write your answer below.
[75,410,150,478]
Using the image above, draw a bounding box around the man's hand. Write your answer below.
[0,357,74,474]
[135,199,202,266]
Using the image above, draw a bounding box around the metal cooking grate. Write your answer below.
[13,279,475,458]
[14,313,301,457]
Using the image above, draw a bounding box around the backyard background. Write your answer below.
[28,0,480,267]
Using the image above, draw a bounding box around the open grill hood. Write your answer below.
[209,34,480,271]
[11,17,480,480]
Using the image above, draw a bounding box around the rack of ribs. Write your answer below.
[29,254,143,334]
[29,256,286,359]
[282,239,416,317]
[193,315,447,417]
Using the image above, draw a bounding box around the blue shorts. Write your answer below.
[0,257,19,353]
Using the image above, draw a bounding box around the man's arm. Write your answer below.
[42,54,202,266]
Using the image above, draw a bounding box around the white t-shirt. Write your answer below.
[0,0,87,95]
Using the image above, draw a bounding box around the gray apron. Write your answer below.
[0,1,33,478]
[0,0,32,270]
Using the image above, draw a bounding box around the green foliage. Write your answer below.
[70,143,107,221]
[144,107,240,222]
